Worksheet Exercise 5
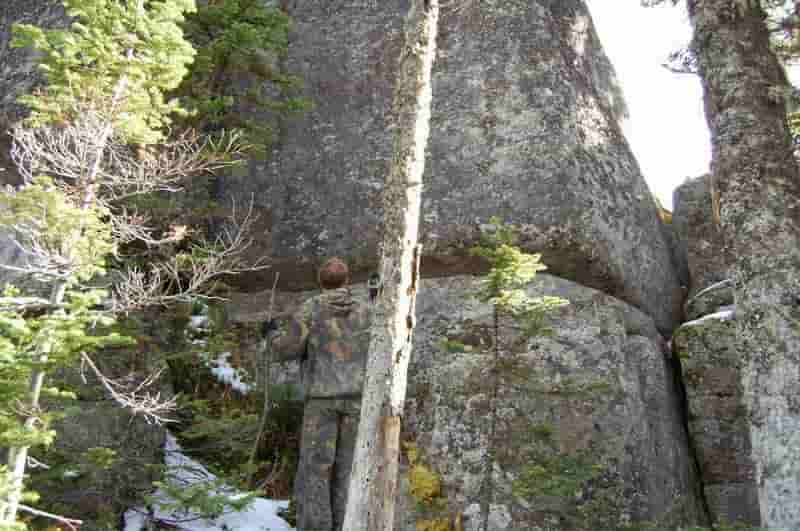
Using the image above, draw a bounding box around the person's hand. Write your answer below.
[261,319,279,338]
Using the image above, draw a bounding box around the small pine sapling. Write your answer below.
[469,217,568,531]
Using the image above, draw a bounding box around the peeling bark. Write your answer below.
[342,1,438,530]
[688,0,800,527]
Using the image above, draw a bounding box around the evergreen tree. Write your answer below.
[14,0,196,144]
[0,0,255,527]
[177,0,307,155]
[469,218,568,531]
[0,179,131,529]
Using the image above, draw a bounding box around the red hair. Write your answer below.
[318,257,349,289]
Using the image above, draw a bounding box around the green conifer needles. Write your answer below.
[12,0,197,143]
[0,178,115,283]
[178,0,307,155]
[470,218,568,531]
[470,218,568,333]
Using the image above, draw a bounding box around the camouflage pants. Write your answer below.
[295,397,361,531]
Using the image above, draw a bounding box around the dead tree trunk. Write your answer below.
[688,0,800,527]
[342,1,439,530]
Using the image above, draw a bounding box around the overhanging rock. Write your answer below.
[234,0,682,333]
[0,0,683,332]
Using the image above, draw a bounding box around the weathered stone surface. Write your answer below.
[229,275,706,530]
[0,0,65,118]
[397,275,703,530]
[672,310,761,528]
[0,230,24,289]
[227,0,684,334]
[688,0,800,522]
[736,265,800,530]
[1,2,682,332]
[0,0,66,185]
[672,175,730,298]
[684,278,734,321]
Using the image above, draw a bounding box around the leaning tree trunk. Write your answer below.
[342,1,438,530]
[688,0,800,527]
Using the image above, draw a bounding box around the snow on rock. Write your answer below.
[209,352,252,394]
[124,434,293,531]
[189,314,210,331]
[690,278,734,302]
[681,306,736,328]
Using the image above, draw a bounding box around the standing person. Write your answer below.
[262,258,370,531]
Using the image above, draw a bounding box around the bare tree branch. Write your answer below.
[80,352,177,425]
[110,195,268,312]
[10,108,249,195]
[17,504,82,531]
[0,215,82,282]
[4,105,267,310]
[0,296,57,314]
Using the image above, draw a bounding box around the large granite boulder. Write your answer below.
[228,275,707,530]
[397,275,704,530]
[672,308,761,528]
[672,175,730,297]
[224,0,683,334]
[0,0,683,333]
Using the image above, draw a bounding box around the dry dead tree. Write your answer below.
[1,104,267,426]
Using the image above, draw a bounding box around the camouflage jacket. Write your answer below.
[270,287,371,399]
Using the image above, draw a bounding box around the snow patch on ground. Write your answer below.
[185,307,253,394]
[209,352,252,394]
[124,434,293,531]
[189,314,210,332]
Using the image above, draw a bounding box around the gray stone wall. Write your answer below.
[0,1,682,334]
[672,175,730,297]
[235,0,683,334]
[673,306,761,527]
[229,275,707,530]
[0,0,65,185]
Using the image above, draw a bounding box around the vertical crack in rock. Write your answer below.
[669,340,714,526]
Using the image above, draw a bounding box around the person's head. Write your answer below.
[318,257,349,290]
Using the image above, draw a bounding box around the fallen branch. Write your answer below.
[18,504,83,531]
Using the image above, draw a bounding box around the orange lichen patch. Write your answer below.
[327,340,352,361]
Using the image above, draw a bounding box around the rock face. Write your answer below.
[687,0,800,523]
[673,306,760,527]
[0,1,750,529]
[0,0,65,185]
[684,278,733,322]
[0,230,24,289]
[1,0,683,334]
[234,0,683,334]
[672,175,729,297]
[229,276,707,530]
[0,0,65,118]
[398,275,704,530]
